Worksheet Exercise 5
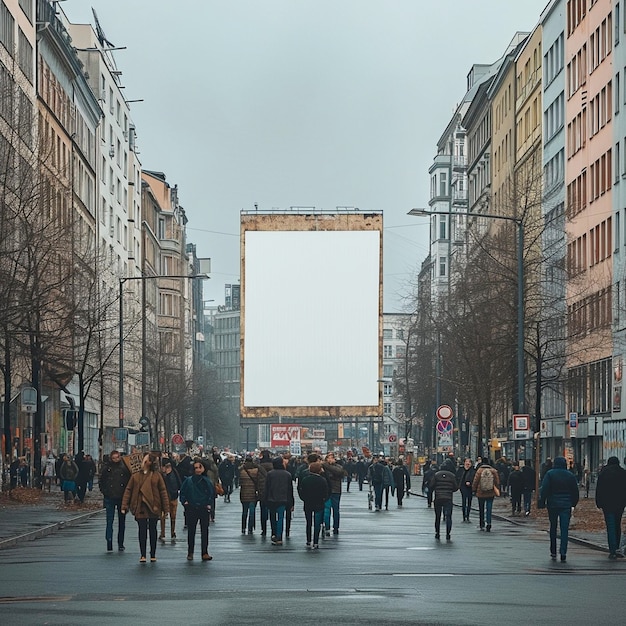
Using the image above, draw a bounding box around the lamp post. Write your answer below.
[118,272,209,431]
[408,207,525,414]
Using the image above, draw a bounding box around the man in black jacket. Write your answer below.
[99,450,131,552]
[595,456,626,559]
[456,458,476,522]
[430,465,458,540]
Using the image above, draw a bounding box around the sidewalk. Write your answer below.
[0,487,104,550]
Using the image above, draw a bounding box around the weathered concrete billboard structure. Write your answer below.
[240,211,382,419]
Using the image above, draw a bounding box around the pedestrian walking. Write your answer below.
[218,455,236,503]
[508,462,524,516]
[423,462,438,508]
[456,458,475,522]
[521,462,537,516]
[538,456,579,562]
[121,453,170,563]
[180,460,215,561]
[84,455,96,492]
[59,455,79,504]
[74,451,90,503]
[264,456,294,545]
[392,458,411,506]
[99,449,131,552]
[297,461,329,549]
[258,450,274,536]
[239,454,264,534]
[472,458,500,532]
[159,459,182,543]
[42,453,56,492]
[355,456,367,491]
[380,456,395,510]
[200,454,220,522]
[430,463,458,540]
[322,452,347,535]
[595,456,626,559]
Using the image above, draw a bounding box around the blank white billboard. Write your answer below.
[241,219,381,416]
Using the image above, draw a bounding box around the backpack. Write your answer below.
[479,467,494,492]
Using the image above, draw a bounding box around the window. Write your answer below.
[383,345,393,358]
[439,215,447,239]
[439,255,447,277]
[396,345,405,358]
[383,383,392,396]
[17,28,32,83]
[383,329,393,339]
[18,0,32,22]
[383,364,393,377]
[396,329,404,340]
[383,403,392,415]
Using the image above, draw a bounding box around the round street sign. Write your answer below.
[436,405,453,420]
[171,433,185,446]
[388,434,397,443]
[436,420,453,434]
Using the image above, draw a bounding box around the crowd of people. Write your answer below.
[11,444,626,565]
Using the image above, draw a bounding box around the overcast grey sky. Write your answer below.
[66,1,548,312]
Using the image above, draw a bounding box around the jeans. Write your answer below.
[548,507,571,556]
[186,505,210,555]
[434,499,453,535]
[241,502,256,532]
[324,493,341,531]
[460,488,473,520]
[136,517,158,558]
[270,504,286,539]
[478,497,494,527]
[523,489,533,514]
[104,497,126,546]
[603,509,624,555]
[305,509,324,544]
[373,483,383,509]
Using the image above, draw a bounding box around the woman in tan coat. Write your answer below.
[122,453,170,563]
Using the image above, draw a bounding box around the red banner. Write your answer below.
[270,424,301,447]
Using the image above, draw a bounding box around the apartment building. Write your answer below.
[565,0,614,468]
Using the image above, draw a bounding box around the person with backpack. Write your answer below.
[472,457,500,532]
[367,456,386,511]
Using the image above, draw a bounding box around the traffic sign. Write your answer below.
[569,412,578,428]
[436,419,453,434]
[171,433,185,446]
[436,405,453,420]
[388,434,397,443]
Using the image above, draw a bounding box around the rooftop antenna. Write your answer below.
[92,8,115,48]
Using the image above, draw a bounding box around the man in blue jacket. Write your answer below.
[538,456,579,562]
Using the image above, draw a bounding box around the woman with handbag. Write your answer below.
[180,460,215,561]
[239,454,265,534]
[121,453,170,563]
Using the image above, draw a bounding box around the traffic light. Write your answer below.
[65,410,76,430]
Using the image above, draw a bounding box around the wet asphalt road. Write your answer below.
[0,487,625,625]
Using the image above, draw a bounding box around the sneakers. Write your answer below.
[609,553,617,560]
[118,545,125,552]
[333,529,339,535]
[159,536,166,543]
[525,511,530,517]
[435,533,440,539]
[313,544,319,549]
[139,556,146,563]
[306,542,311,548]
[150,557,157,563]
[271,539,283,546]
[187,554,193,560]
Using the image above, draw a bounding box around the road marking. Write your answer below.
[406,546,436,550]
[393,573,455,577]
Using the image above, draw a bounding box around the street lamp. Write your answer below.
[408,207,525,415]
[118,272,209,432]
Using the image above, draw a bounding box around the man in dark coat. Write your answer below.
[430,464,458,540]
[508,461,524,516]
[538,456,579,562]
[264,456,294,545]
[99,449,131,551]
[456,458,476,522]
[422,462,439,508]
[595,456,626,558]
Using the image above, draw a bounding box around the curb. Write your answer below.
[0,508,104,550]
[407,490,608,554]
